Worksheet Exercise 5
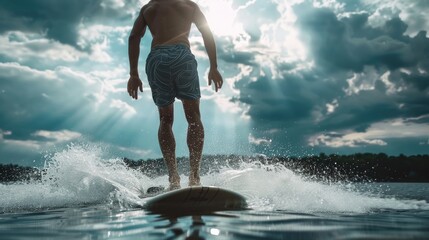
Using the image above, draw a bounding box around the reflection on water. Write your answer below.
[1,206,428,239]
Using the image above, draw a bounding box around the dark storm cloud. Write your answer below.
[218,49,256,66]
[344,0,429,36]
[216,38,257,66]
[319,90,400,131]
[235,72,317,123]
[0,0,139,47]
[233,60,349,126]
[232,2,429,154]
[293,4,427,73]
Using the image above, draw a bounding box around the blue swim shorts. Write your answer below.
[145,44,200,107]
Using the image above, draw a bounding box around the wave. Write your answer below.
[1,143,428,213]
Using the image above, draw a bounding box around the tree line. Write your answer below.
[1,153,428,183]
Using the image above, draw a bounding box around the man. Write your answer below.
[127,0,223,190]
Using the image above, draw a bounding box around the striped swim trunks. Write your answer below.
[145,44,200,107]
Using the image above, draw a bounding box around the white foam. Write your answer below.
[1,144,152,212]
[202,161,429,213]
[1,144,428,213]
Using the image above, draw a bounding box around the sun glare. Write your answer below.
[200,0,239,36]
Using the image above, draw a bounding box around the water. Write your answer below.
[1,145,428,239]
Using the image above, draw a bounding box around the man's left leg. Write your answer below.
[158,104,181,190]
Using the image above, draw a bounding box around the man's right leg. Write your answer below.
[158,104,180,190]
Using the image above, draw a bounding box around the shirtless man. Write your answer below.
[127,0,223,190]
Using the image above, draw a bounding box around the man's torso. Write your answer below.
[142,0,196,48]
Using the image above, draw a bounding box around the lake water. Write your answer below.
[1,145,428,239]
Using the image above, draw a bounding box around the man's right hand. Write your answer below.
[208,68,223,92]
[127,75,143,99]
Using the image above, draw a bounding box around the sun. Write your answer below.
[199,0,239,36]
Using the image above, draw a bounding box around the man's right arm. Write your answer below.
[129,7,147,77]
[127,7,147,99]
[193,4,223,92]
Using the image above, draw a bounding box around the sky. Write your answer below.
[1,0,428,166]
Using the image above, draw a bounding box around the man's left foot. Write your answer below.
[169,182,181,191]
[188,178,201,187]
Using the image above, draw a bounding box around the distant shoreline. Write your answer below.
[1,153,429,183]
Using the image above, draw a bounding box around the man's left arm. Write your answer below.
[192,4,223,92]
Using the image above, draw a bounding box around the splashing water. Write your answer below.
[202,162,428,213]
[1,144,428,213]
[1,144,151,212]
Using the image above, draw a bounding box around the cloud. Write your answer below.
[109,99,137,118]
[310,118,429,148]
[234,0,281,41]
[294,4,427,73]
[0,28,126,64]
[0,61,134,139]
[0,62,84,131]
[32,130,82,142]
[0,0,137,66]
[248,133,272,145]
[1,0,428,161]
[0,61,57,80]
[0,129,83,166]
[0,128,153,166]
[2,129,82,147]
[0,58,165,162]
[360,0,429,36]
[0,0,140,47]
[115,145,152,159]
[228,1,429,155]
[309,133,387,148]
[0,129,12,140]
[0,31,85,62]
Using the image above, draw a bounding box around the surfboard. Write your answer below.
[143,186,248,215]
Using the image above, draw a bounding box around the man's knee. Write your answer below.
[159,105,174,126]
[182,100,201,122]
